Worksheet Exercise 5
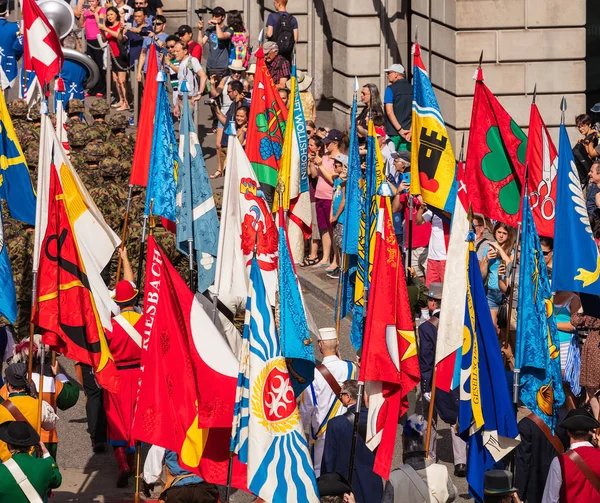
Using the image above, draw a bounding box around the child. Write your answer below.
[329,153,348,279]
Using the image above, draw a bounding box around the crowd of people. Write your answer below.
[4,0,600,502]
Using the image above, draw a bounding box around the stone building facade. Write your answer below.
[164,0,589,143]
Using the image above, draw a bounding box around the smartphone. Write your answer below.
[98,17,104,24]
[402,172,410,185]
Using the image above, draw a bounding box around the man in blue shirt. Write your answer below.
[383,63,413,151]
[136,14,168,82]
[0,1,23,89]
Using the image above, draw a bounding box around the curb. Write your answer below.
[297,269,337,307]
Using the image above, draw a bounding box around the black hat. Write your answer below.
[5,363,28,388]
[559,408,600,431]
[0,421,40,447]
[212,6,225,17]
[317,472,352,497]
[484,470,518,496]
[177,24,193,35]
[322,129,343,145]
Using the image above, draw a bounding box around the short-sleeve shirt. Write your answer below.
[187,40,202,62]
[117,4,134,23]
[266,54,291,85]
[315,155,335,200]
[83,8,106,40]
[174,56,203,104]
[142,33,168,72]
[205,25,233,71]
[266,11,299,32]
[422,210,446,260]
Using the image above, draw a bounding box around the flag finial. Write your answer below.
[354,76,359,93]
[414,25,419,43]
[459,133,465,163]
[258,29,264,46]
[478,51,483,69]
[532,83,537,104]
[560,96,567,124]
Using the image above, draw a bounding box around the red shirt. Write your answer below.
[399,193,431,248]
[106,311,143,366]
[106,22,122,57]
[188,40,202,62]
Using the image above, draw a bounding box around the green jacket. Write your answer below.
[0,452,62,502]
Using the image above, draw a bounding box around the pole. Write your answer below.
[424,369,437,459]
[106,47,112,106]
[27,272,36,381]
[335,253,344,337]
[347,381,364,483]
[116,185,133,283]
[137,198,151,288]
[133,61,139,126]
[37,343,45,434]
[224,451,235,502]
[133,441,142,503]
[187,238,194,291]
[406,195,414,277]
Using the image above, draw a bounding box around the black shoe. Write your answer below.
[454,463,466,477]
[93,442,106,454]
[327,267,340,279]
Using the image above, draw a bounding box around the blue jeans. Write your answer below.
[487,288,504,309]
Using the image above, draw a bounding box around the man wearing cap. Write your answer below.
[418,283,467,478]
[317,472,355,503]
[299,328,357,477]
[263,41,291,89]
[198,7,233,78]
[177,24,202,61]
[542,408,600,502]
[0,1,23,89]
[383,64,413,151]
[484,470,519,503]
[0,421,62,502]
[0,363,58,461]
[104,280,145,487]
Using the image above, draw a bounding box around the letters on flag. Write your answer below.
[465,68,527,227]
[516,198,564,431]
[361,198,419,479]
[132,236,246,489]
[231,258,319,502]
[525,103,557,238]
[552,124,600,295]
[410,42,456,214]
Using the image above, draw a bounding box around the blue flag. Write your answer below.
[516,198,565,431]
[175,84,220,293]
[0,83,36,225]
[0,211,17,324]
[145,74,179,220]
[458,242,519,503]
[278,210,315,396]
[553,124,600,295]
[232,258,319,502]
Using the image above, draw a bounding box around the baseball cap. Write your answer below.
[322,129,343,144]
[212,6,225,17]
[391,150,411,164]
[384,63,406,74]
[263,41,279,53]
[177,24,193,35]
[333,154,349,167]
[374,126,386,138]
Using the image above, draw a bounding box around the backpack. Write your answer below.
[272,12,295,57]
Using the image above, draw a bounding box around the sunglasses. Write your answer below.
[339,392,349,398]
[155,22,164,25]
[231,70,242,74]
[542,250,552,256]
[167,44,176,48]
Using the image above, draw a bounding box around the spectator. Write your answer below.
[540,236,554,280]
[177,24,202,61]
[388,150,410,246]
[572,310,600,419]
[137,14,168,83]
[74,0,106,97]
[129,0,161,18]
[302,134,324,267]
[132,0,153,22]
[383,414,457,503]
[357,83,385,140]
[245,61,256,88]
[328,154,347,279]
[278,87,290,109]
[576,113,596,141]
[100,7,129,111]
[263,41,291,90]
[228,10,250,68]
[115,0,134,24]
[586,161,600,232]
[290,70,316,123]
[574,119,597,187]
[383,63,413,150]
[164,35,180,92]
[124,8,151,69]
[306,120,316,138]
[415,200,449,288]
[198,7,232,78]
[266,0,298,63]
[473,214,491,261]
[170,40,207,118]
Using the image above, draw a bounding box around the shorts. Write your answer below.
[487,288,504,310]
[410,246,428,277]
[311,202,321,240]
[426,259,446,288]
[316,198,332,232]
[333,222,344,249]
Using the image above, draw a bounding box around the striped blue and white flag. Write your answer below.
[231,258,319,502]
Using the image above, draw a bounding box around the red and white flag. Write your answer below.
[525,103,558,238]
[22,0,64,87]
[360,198,420,479]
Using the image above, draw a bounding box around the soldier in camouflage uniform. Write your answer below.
[8,99,29,147]
[88,99,111,142]
[68,124,91,183]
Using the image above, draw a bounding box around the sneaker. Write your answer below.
[84,93,91,98]
[327,267,340,279]
[95,93,104,98]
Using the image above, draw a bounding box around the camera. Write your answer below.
[204,99,217,106]
[195,7,212,17]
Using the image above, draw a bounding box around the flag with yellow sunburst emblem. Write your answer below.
[360,197,420,479]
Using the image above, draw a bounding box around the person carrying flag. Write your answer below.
[104,280,145,488]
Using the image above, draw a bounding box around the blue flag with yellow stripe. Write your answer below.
[0,83,36,225]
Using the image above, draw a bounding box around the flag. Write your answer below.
[525,103,557,238]
[516,198,564,431]
[277,208,315,396]
[176,83,219,293]
[361,198,420,479]
[458,241,519,503]
[435,159,470,392]
[132,235,246,489]
[214,136,278,302]
[33,158,120,392]
[410,42,456,213]
[145,74,179,220]
[0,211,17,324]
[55,78,70,158]
[245,47,289,207]
[231,258,319,502]
[22,0,63,87]
[465,68,527,227]
[552,124,600,295]
[130,44,159,187]
[0,83,36,225]
[350,120,385,349]
[20,70,40,106]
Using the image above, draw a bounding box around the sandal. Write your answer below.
[300,257,318,267]
[210,170,224,179]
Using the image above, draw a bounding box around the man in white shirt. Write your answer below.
[415,199,447,288]
[169,40,207,118]
[299,328,357,477]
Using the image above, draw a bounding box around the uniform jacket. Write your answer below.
[0,452,61,502]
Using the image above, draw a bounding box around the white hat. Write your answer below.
[317,327,337,341]
[384,63,405,74]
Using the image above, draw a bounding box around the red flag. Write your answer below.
[33,167,120,393]
[360,199,420,479]
[525,103,558,237]
[130,44,159,186]
[245,47,288,206]
[132,236,246,490]
[465,68,527,227]
[22,0,63,87]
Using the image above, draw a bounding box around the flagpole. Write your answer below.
[115,185,133,284]
[136,201,152,288]
[187,238,194,290]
